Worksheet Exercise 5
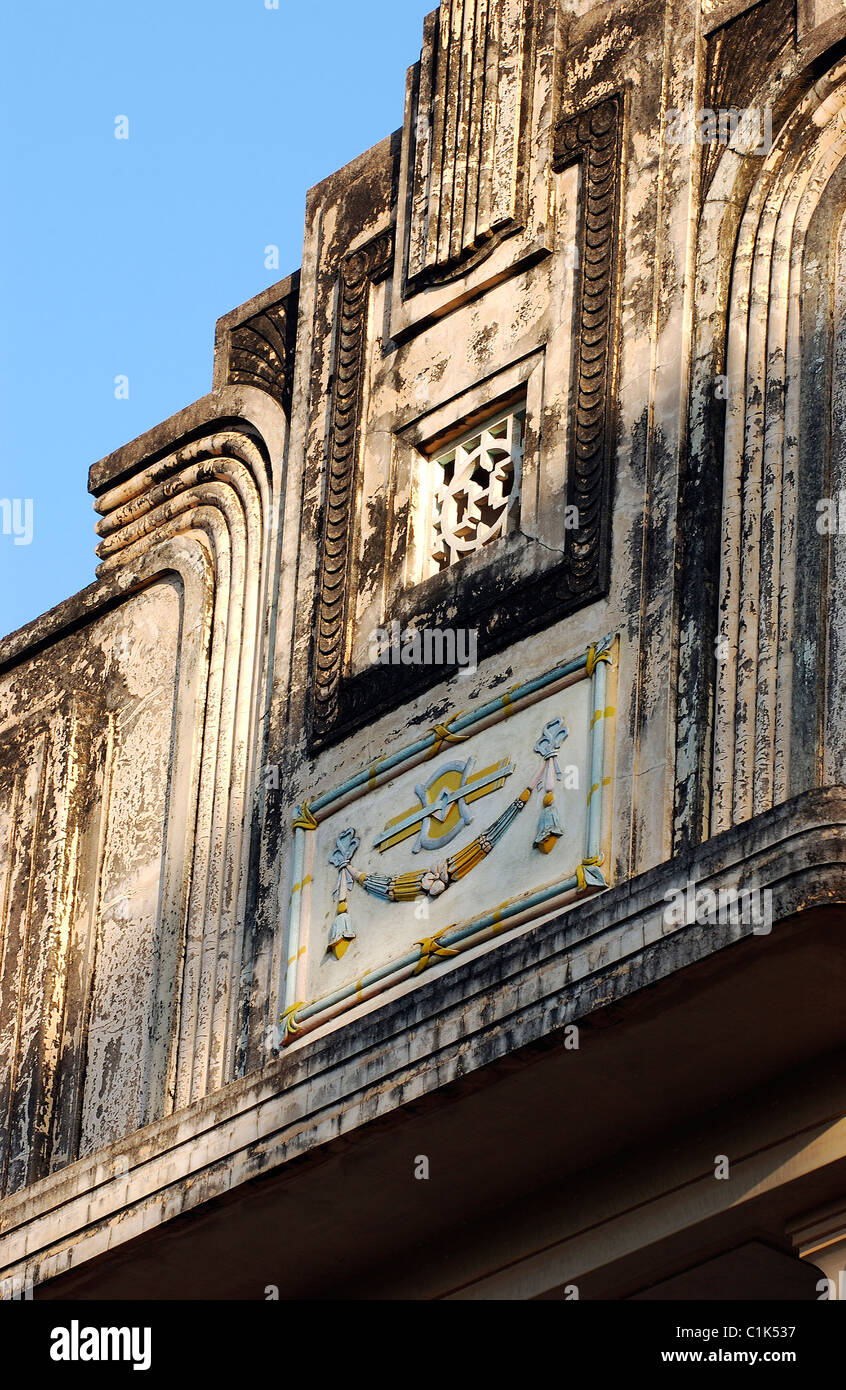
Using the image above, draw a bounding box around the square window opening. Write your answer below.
[422,401,526,578]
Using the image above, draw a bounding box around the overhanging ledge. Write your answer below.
[2,786,846,1293]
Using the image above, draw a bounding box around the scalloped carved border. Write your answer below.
[311,231,395,738]
[309,96,622,750]
[553,94,622,602]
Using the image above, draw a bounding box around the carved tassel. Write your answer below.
[328,899,356,960]
[328,828,360,959]
[534,790,563,854]
[531,718,568,854]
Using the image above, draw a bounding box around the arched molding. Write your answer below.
[677,54,846,844]
[93,424,276,1109]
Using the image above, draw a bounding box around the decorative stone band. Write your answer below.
[312,229,395,740]
[552,96,622,603]
[281,633,616,1044]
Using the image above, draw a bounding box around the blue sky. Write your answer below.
[0,0,429,638]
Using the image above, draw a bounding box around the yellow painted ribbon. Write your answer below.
[577,855,605,892]
[586,643,613,677]
[500,683,523,714]
[426,714,469,759]
[587,777,612,805]
[292,802,318,831]
[280,1002,305,1039]
[413,932,460,974]
[590,704,616,730]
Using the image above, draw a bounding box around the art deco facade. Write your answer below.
[2,0,846,1299]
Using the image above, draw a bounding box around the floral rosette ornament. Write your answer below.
[420,865,450,897]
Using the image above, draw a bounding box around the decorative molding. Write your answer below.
[311,229,395,741]
[675,58,846,849]
[94,427,272,1109]
[227,304,296,414]
[309,98,623,750]
[403,0,533,293]
[700,0,773,37]
[797,0,846,61]
[215,277,300,416]
[552,95,622,602]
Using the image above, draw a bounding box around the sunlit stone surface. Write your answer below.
[2,0,846,1301]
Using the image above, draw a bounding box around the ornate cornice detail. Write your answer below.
[225,297,298,414]
[403,0,533,294]
[311,230,395,740]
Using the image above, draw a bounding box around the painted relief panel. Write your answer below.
[284,637,616,1044]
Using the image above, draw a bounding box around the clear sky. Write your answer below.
[0,0,430,639]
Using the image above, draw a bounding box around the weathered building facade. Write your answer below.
[3,0,846,1299]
